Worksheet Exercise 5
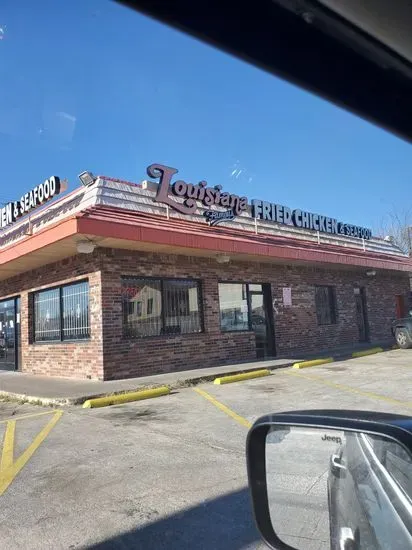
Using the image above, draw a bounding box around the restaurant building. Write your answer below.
[0,164,411,380]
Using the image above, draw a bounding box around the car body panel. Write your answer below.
[328,432,412,549]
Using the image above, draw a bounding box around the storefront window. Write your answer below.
[34,288,61,341]
[61,282,90,340]
[33,281,90,342]
[315,285,337,325]
[122,277,203,338]
[219,283,250,331]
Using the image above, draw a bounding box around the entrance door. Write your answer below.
[0,297,20,371]
[395,295,406,319]
[249,284,275,358]
[354,287,369,343]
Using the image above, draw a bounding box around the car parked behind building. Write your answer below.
[392,312,412,349]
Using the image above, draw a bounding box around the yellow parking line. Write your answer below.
[0,410,63,496]
[0,421,15,471]
[287,370,412,409]
[0,410,61,424]
[194,388,252,429]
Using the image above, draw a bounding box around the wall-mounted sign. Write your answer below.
[0,176,62,230]
[203,209,235,226]
[282,287,292,307]
[251,200,372,240]
[147,164,248,225]
[147,163,372,240]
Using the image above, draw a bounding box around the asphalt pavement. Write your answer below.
[0,349,411,550]
[266,427,345,550]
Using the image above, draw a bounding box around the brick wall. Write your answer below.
[271,266,406,354]
[0,255,104,379]
[100,249,256,380]
[100,249,409,380]
[0,247,409,380]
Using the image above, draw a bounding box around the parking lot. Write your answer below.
[1,349,411,549]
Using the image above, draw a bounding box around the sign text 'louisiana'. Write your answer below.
[147,163,372,239]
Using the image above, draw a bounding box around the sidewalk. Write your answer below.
[0,340,393,406]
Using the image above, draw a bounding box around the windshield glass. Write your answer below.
[1,2,412,550]
[2,0,411,232]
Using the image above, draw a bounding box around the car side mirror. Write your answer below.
[246,410,412,550]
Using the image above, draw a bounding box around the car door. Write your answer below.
[329,433,380,550]
[330,432,412,549]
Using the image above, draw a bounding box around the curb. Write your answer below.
[0,390,64,407]
[351,347,384,358]
[176,362,294,387]
[292,358,334,369]
[82,386,170,408]
[0,364,295,408]
[0,344,395,407]
[214,369,271,385]
[291,345,392,369]
[91,363,293,400]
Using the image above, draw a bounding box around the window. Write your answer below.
[219,283,250,332]
[122,277,202,338]
[33,281,90,342]
[380,438,412,499]
[315,285,337,325]
[363,434,412,508]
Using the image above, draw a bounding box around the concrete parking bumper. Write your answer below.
[213,369,271,385]
[293,346,388,368]
[82,386,170,408]
[352,347,384,358]
[292,358,334,369]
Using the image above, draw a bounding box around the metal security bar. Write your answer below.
[163,280,201,335]
[34,288,61,341]
[122,277,202,338]
[122,278,162,338]
[33,281,90,342]
[62,281,90,340]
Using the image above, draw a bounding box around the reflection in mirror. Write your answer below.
[265,425,412,550]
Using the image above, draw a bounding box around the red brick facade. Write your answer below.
[0,255,104,379]
[0,247,409,380]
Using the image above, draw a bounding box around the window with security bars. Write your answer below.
[122,277,203,337]
[33,281,90,342]
[315,285,337,325]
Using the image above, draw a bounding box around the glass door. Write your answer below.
[354,287,369,343]
[0,297,20,371]
[249,284,275,358]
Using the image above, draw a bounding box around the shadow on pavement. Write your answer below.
[87,487,260,549]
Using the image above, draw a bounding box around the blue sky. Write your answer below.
[1,0,411,232]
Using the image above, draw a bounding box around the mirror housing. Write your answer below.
[246,410,412,550]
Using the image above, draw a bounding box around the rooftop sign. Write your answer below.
[0,176,62,230]
[148,163,372,239]
[147,164,248,221]
[251,200,372,240]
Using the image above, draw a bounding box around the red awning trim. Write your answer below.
[76,206,412,272]
[1,204,411,275]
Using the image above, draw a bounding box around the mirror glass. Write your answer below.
[265,425,412,550]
